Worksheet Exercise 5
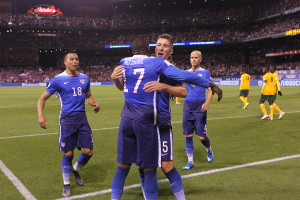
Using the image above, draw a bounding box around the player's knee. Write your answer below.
[64,150,73,157]
[161,161,174,173]
[198,136,206,141]
[82,148,93,156]
[119,163,131,169]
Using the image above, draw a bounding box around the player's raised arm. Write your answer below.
[161,62,223,101]
[111,65,124,91]
[37,91,52,129]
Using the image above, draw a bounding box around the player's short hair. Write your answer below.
[63,50,77,60]
[132,38,150,55]
[157,34,173,49]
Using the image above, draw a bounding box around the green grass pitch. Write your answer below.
[0,85,299,200]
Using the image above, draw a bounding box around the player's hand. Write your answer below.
[111,65,124,80]
[144,81,166,92]
[210,82,222,102]
[278,91,282,96]
[92,102,100,113]
[201,102,209,112]
[38,115,48,129]
[260,93,263,98]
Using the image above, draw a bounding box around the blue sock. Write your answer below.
[62,155,73,185]
[186,136,194,162]
[73,153,92,171]
[201,137,211,149]
[111,166,130,200]
[144,169,158,200]
[165,167,186,200]
[138,168,146,198]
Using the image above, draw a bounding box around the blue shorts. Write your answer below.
[182,111,207,137]
[117,117,161,168]
[59,123,93,151]
[160,127,173,161]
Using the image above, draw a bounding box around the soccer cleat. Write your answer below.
[207,150,214,162]
[245,102,249,109]
[176,101,181,104]
[182,161,195,170]
[279,112,285,119]
[71,170,83,186]
[261,115,269,120]
[62,184,71,198]
[268,118,273,120]
[242,106,246,110]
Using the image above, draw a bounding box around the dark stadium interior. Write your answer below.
[0,0,299,83]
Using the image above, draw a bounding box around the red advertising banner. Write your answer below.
[266,50,300,57]
[28,5,63,16]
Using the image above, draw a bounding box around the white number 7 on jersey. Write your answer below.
[124,68,145,93]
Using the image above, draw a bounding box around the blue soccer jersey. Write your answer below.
[120,55,210,124]
[156,75,180,128]
[46,71,90,124]
[183,68,211,112]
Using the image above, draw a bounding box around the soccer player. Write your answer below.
[270,66,285,119]
[182,50,214,170]
[239,69,251,109]
[259,66,276,120]
[110,38,222,200]
[143,34,187,199]
[37,50,100,198]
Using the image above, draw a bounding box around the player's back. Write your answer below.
[241,73,250,90]
[262,72,276,95]
[120,55,167,124]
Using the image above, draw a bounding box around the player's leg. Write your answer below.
[176,97,181,104]
[59,124,77,197]
[273,94,284,119]
[269,99,275,120]
[182,111,195,170]
[111,164,131,200]
[136,123,160,200]
[195,112,213,162]
[244,90,249,108]
[259,97,269,119]
[112,118,136,199]
[160,128,185,200]
[239,91,247,108]
[72,123,94,186]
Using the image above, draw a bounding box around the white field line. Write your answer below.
[56,154,300,200]
[1,111,300,140]
[0,160,37,200]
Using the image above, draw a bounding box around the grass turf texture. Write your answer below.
[0,86,299,200]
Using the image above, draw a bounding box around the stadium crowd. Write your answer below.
[1,59,298,83]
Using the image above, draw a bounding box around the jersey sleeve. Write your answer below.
[86,76,91,92]
[263,74,267,83]
[45,77,58,94]
[158,59,210,88]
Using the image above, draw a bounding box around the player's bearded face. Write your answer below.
[155,38,173,60]
[65,53,79,72]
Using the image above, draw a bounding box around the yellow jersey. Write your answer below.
[272,72,281,92]
[262,72,276,95]
[240,73,250,90]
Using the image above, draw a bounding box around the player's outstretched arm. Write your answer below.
[209,82,223,102]
[144,81,187,98]
[85,91,100,113]
[111,65,124,91]
[37,91,51,129]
